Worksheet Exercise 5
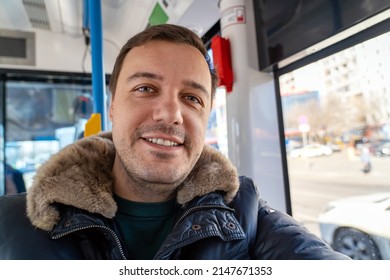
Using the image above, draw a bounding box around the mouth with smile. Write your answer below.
[145,137,181,147]
[141,134,185,150]
[136,124,186,150]
[141,136,184,159]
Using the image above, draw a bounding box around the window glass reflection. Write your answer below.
[5,80,93,190]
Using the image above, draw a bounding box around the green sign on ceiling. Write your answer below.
[148,2,169,26]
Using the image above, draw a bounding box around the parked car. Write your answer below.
[318,193,390,259]
[373,141,390,157]
[327,143,342,153]
[289,143,333,158]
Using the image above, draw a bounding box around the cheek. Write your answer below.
[111,102,137,128]
[189,115,209,143]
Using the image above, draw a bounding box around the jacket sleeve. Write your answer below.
[233,176,349,260]
[0,194,83,260]
[253,200,350,259]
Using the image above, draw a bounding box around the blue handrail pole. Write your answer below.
[82,0,89,30]
[89,0,107,131]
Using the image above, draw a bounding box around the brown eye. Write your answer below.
[135,86,155,93]
[185,95,201,104]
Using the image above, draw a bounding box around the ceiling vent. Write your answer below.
[0,29,35,66]
[22,0,51,31]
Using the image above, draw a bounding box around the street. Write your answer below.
[287,151,390,237]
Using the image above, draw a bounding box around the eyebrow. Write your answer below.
[126,71,163,83]
[126,71,210,98]
[183,80,210,99]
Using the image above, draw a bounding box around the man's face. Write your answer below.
[110,40,212,190]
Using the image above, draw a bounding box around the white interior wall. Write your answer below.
[220,0,287,212]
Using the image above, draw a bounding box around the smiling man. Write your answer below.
[111,39,212,203]
[0,24,349,260]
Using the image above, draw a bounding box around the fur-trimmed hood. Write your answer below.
[26,132,239,231]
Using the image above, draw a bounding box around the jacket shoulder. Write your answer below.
[0,194,79,259]
[229,176,349,260]
[0,194,32,259]
[231,176,269,212]
[235,176,261,201]
[0,193,28,222]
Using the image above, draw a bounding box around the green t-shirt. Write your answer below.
[114,194,179,259]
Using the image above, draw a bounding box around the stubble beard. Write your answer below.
[114,124,199,200]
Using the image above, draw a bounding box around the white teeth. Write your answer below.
[147,138,179,147]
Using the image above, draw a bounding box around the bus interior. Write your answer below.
[1,0,390,260]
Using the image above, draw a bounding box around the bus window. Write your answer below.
[4,79,94,190]
[0,79,4,195]
[279,32,390,260]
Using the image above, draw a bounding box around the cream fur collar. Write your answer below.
[26,132,239,231]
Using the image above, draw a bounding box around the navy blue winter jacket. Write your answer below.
[0,133,349,260]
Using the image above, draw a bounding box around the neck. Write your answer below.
[112,156,176,203]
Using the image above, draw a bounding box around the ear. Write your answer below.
[109,99,114,120]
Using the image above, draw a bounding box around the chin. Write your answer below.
[145,169,187,185]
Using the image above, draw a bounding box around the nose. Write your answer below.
[152,95,184,125]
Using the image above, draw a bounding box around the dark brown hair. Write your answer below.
[108,24,218,101]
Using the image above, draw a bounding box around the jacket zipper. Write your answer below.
[52,224,127,260]
[173,204,235,229]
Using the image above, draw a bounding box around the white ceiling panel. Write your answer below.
[0,0,220,45]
